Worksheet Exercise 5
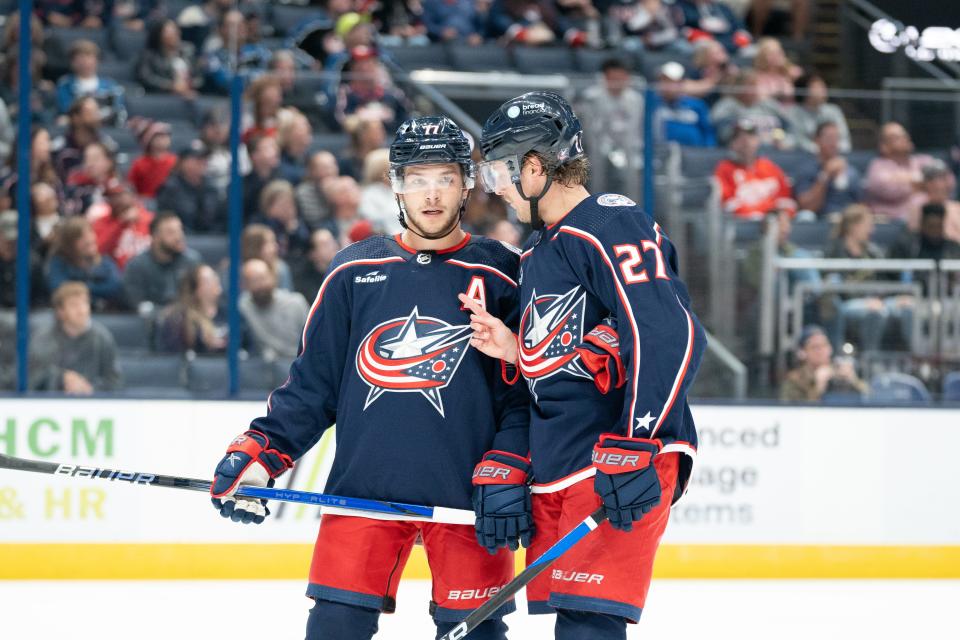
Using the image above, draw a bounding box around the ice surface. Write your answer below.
[2,579,956,639]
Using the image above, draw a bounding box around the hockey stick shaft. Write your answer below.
[438,507,608,640]
[0,453,474,524]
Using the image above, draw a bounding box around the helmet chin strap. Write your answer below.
[395,193,470,243]
[515,174,554,231]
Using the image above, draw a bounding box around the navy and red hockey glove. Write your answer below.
[575,318,626,395]
[592,435,662,532]
[472,451,535,554]
[210,430,293,524]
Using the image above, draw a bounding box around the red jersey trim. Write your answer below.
[393,233,472,255]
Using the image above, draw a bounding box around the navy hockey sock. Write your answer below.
[305,599,380,640]
[434,618,508,640]
[555,608,626,640]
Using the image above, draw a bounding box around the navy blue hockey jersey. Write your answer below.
[250,233,529,511]
[517,193,705,501]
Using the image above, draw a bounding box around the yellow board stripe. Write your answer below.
[2,544,960,580]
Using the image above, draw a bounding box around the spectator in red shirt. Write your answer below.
[714,118,796,219]
[127,118,176,198]
[88,181,154,269]
[65,141,118,216]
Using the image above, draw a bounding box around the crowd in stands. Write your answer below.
[1,0,958,403]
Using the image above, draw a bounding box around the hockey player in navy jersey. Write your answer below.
[208,117,535,640]
[461,92,706,640]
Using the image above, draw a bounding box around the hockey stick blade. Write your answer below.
[438,507,608,640]
[0,452,474,524]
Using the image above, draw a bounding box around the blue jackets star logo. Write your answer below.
[518,286,591,397]
[356,307,473,416]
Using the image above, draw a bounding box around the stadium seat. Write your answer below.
[98,59,137,85]
[448,44,512,71]
[846,150,875,175]
[679,146,728,178]
[118,354,186,389]
[872,222,907,249]
[126,94,197,122]
[311,133,350,157]
[120,387,192,399]
[734,220,763,246]
[575,48,628,74]
[943,371,960,402]
[270,4,325,37]
[97,314,150,352]
[789,221,832,250]
[382,44,452,71]
[187,357,229,395]
[187,234,229,268]
[48,27,109,54]
[766,149,815,179]
[512,47,575,75]
[239,357,282,392]
[868,372,931,403]
[109,27,147,60]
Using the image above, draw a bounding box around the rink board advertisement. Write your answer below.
[0,399,958,578]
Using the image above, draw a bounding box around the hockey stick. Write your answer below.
[438,507,608,640]
[0,452,474,525]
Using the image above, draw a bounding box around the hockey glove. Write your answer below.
[592,435,662,532]
[210,430,293,524]
[472,451,535,554]
[575,318,626,395]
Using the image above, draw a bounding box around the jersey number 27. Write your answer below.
[613,242,669,284]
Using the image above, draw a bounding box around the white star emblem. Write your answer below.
[379,307,449,358]
[227,453,242,468]
[635,412,656,433]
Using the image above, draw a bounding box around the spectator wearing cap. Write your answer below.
[122,211,201,311]
[422,0,484,44]
[29,282,120,394]
[863,122,945,222]
[780,325,865,402]
[293,228,339,302]
[243,135,282,223]
[46,216,124,308]
[277,109,314,186]
[0,209,46,308]
[359,148,402,235]
[88,182,155,270]
[199,107,250,197]
[156,142,226,232]
[239,258,309,360]
[334,46,411,133]
[52,96,118,183]
[575,57,642,194]
[64,141,119,216]
[127,118,176,198]
[296,150,339,229]
[137,19,202,99]
[909,160,960,241]
[55,39,127,125]
[714,119,796,219]
[787,73,851,155]
[650,61,716,147]
[794,121,862,219]
[710,70,792,147]
[673,0,752,53]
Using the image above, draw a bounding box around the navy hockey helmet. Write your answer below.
[389,116,475,193]
[477,92,584,228]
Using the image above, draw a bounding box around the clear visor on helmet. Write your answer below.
[389,167,475,194]
[477,155,522,194]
